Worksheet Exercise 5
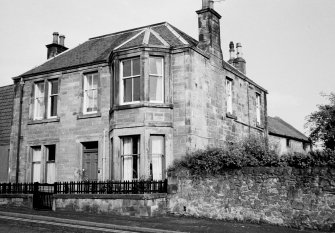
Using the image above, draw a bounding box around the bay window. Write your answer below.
[121,136,140,180]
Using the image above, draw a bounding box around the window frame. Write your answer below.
[226,78,233,115]
[83,72,99,115]
[149,56,164,103]
[45,145,56,184]
[120,135,140,181]
[33,82,46,120]
[149,135,165,181]
[31,146,42,183]
[256,92,261,126]
[120,57,141,105]
[47,79,59,119]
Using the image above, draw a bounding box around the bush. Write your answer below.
[168,136,335,176]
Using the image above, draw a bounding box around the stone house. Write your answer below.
[268,116,311,155]
[0,85,14,182]
[8,0,268,183]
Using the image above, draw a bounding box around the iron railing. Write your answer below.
[0,179,168,195]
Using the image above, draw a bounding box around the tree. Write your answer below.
[305,93,335,150]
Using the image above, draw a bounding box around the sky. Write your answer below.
[0,0,335,134]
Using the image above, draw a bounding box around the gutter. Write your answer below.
[15,78,24,183]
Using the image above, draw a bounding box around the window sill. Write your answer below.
[28,117,60,125]
[226,113,237,120]
[77,112,101,120]
[113,103,173,111]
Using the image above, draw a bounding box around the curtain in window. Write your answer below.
[149,57,163,102]
[32,147,41,183]
[34,83,45,119]
[46,162,55,183]
[123,138,133,181]
[151,136,164,180]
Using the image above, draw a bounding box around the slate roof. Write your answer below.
[268,116,309,142]
[0,85,14,146]
[20,22,197,77]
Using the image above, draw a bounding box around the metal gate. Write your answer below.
[33,182,54,210]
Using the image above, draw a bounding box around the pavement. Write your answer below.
[0,208,328,233]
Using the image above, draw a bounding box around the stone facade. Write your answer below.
[269,134,311,155]
[168,167,335,231]
[8,0,268,183]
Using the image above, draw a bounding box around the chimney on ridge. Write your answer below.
[196,0,223,60]
[228,41,235,64]
[232,42,246,74]
[46,32,68,59]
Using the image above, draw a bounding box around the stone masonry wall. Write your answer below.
[168,167,335,231]
[55,194,167,217]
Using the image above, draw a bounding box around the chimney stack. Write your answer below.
[46,32,68,59]
[196,0,223,60]
[232,42,246,74]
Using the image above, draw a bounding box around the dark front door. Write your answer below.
[83,142,98,181]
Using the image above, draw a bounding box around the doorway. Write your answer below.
[82,142,98,181]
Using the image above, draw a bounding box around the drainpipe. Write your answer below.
[15,78,24,184]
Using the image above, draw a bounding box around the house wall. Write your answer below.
[176,49,267,158]
[269,134,310,155]
[9,64,111,183]
[0,146,9,182]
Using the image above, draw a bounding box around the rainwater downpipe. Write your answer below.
[15,78,24,184]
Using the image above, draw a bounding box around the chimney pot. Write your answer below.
[202,0,214,9]
[229,41,235,61]
[52,32,59,44]
[59,35,65,46]
[236,42,242,58]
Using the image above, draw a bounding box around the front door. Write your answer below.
[82,142,98,181]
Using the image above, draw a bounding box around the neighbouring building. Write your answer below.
[8,0,269,183]
[268,116,311,155]
[0,85,14,182]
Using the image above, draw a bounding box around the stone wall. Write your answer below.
[269,134,310,155]
[54,194,167,217]
[0,194,33,209]
[168,167,335,231]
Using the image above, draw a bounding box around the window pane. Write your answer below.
[151,136,164,154]
[46,162,55,183]
[123,137,133,155]
[92,74,98,89]
[32,163,41,183]
[124,79,132,102]
[132,58,140,76]
[133,155,138,179]
[47,145,56,161]
[50,96,57,116]
[50,80,58,95]
[123,60,131,77]
[32,147,41,162]
[36,82,44,98]
[149,76,163,101]
[92,90,98,111]
[152,155,162,180]
[86,90,94,112]
[133,77,140,101]
[123,156,132,181]
[150,57,163,75]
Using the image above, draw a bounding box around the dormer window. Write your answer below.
[120,57,141,104]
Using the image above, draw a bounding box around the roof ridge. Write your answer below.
[89,22,168,40]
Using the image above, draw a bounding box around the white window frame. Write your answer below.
[34,82,45,120]
[226,79,233,114]
[120,58,141,105]
[47,79,58,119]
[256,93,261,125]
[120,136,140,181]
[83,73,98,114]
[149,57,164,103]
